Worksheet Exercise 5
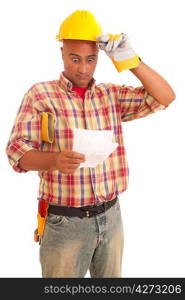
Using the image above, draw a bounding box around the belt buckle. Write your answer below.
[81,205,91,217]
[83,202,108,217]
[86,211,90,217]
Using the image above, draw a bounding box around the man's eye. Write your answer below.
[72,58,79,63]
[88,58,95,62]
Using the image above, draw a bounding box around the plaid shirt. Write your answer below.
[6,72,166,207]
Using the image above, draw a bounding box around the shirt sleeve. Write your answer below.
[118,85,167,122]
[5,88,42,172]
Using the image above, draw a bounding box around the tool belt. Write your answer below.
[48,197,117,218]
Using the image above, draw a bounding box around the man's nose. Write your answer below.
[78,62,88,74]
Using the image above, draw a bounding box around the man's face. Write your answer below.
[61,39,99,88]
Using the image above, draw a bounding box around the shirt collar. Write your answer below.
[58,72,96,93]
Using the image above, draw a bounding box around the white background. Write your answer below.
[0,0,184,277]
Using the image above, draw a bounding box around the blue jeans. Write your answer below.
[39,199,124,278]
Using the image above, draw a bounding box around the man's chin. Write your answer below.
[75,78,91,88]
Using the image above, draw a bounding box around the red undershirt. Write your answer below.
[72,86,88,100]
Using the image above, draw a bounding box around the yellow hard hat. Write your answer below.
[56,10,102,42]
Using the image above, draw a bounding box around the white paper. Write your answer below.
[72,128,119,168]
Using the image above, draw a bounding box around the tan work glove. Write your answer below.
[97,33,140,72]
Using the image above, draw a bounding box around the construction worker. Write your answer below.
[6,10,175,278]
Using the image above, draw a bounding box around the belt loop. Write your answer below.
[103,201,107,212]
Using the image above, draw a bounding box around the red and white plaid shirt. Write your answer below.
[6,72,166,207]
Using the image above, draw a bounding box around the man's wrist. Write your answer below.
[129,56,142,73]
[19,150,59,171]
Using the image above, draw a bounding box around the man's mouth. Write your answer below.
[76,75,89,80]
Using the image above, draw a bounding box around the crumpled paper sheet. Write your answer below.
[72,128,119,168]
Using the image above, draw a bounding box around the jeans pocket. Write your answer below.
[46,213,69,225]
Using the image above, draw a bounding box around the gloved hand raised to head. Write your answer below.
[96,33,140,72]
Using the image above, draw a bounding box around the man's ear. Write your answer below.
[61,47,64,59]
[59,40,64,58]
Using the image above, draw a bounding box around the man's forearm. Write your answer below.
[130,61,176,106]
[19,150,57,171]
